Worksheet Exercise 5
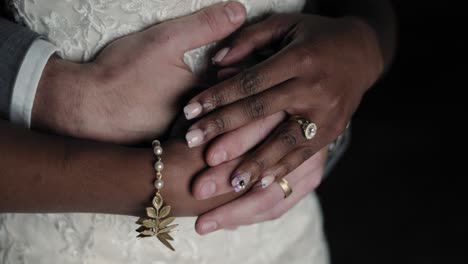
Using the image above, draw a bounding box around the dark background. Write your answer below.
[317,1,466,263]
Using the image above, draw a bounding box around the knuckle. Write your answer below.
[144,27,173,46]
[198,10,222,35]
[278,162,293,176]
[279,129,299,149]
[205,117,229,134]
[249,156,267,172]
[295,47,317,69]
[244,95,267,119]
[201,91,226,110]
[236,69,264,96]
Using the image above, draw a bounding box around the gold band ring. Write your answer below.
[278,178,293,198]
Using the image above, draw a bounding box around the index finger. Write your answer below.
[183,47,300,120]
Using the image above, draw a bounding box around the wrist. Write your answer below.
[119,140,205,217]
[340,16,385,90]
[31,56,95,137]
[343,15,387,72]
[125,139,242,217]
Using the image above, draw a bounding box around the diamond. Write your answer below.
[304,123,317,140]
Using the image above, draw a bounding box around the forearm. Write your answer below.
[0,119,147,215]
[314,0,397,68]
[0,119,241,216]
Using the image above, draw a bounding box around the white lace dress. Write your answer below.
[0,1,329,263]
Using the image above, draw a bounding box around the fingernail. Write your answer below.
[186,129,204,148]
[231,172,251,192]
[212,47,231,64]
[199,181,216,199]
[225,2,245,24]
[200,221,218,235]
[261,175,275,189]
[184,102,202,120]
[210,149,227,166]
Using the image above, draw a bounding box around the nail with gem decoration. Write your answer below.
[231,172,251,192]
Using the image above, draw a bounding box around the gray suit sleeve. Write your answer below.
[0,17,40,119]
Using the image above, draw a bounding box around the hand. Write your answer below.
[177,110,326,233]
[31,1,247,144]
[183,14,383,190]
[193,143,328,234]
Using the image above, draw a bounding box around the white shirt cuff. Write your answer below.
[10,39,58,128]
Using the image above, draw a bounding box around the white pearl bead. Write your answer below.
[154,179,165,190]
[152,140,161,148]
[154,161,164,172]
[153,146,163,156]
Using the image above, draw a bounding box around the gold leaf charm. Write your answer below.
[159,233,174,241]
[142,219,157,228]
[159,217,175,228]
[159,205,171,218]
[146,207,157,219]
[159,224,177,234]
[136,192,177,251]
[152,194,163,210]
[157,235,175,251]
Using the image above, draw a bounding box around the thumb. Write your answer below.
[157,1,247,54]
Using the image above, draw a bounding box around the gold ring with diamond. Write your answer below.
[290,115,318,140]
[277,178,292,198]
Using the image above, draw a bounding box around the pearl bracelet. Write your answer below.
[135,140,177,251]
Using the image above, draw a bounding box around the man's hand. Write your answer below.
[31,1,246,144]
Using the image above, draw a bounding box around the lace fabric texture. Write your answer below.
[1,0,329,263]
[10,0,306,74]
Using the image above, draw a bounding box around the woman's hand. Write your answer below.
[183,14,384,190]
[184,111,328,234]
[193,147,327,234]
[32,1,247,144]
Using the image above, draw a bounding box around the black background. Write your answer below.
[317,1,466,263]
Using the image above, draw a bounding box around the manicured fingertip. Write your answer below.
[212,47,231,64]
[261,175,275,189]
[184,102,203,120]
[186,129,204,148]
[231,172,251,192]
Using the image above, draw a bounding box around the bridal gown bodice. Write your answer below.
[1,1,329,263]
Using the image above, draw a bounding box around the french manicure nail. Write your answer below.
[212,47,231,64]
[231,172,251,192]
[200,221,218,234]
[199,181,216,200]
[184,102,202,120]
[225,2,245,24]
[211,149,227,165]
[186,129,204,148]
[261,175,275,189]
